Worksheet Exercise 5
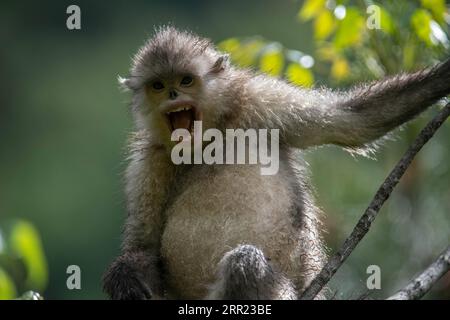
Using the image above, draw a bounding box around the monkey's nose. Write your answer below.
[169,90,178,100]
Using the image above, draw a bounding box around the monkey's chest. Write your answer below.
[160,165,296,299]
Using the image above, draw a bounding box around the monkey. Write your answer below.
[102,26,450,300]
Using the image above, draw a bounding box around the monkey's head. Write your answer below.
[120,26,231,146]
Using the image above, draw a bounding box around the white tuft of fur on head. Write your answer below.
[118,75,131,91]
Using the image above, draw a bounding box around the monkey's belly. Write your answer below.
[160,165,298,299]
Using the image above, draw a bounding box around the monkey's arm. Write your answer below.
[103,131,175,300]
[241,58,450,150]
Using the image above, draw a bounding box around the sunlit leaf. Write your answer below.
[0,225,27,287]
[286,63,314,87]
[298,0,326,21]
[331,57,350,80]
[411,9,433,46]
[218,38,240,54]
[222,39,264,67]
[316,44,337,61]
[402,39,417,70]
[314,10,336,40]
[420,0,446,23]
[333,7,365,48]
[379,7,395,34]
[0,267,16,300]
[9,220,48,291]
[259,49,284,76]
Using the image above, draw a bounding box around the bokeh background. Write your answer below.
[0,0,449,299]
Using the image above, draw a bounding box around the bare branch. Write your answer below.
[387,246,450,300]
[300,102,450,300]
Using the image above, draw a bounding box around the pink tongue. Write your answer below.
[170,110,192,130]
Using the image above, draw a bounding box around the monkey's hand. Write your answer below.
[103,251,161,300]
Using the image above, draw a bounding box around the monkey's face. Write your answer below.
[144,72,204,143]
[138,54,229,147]
[125,27,230,146]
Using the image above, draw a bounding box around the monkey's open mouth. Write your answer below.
[165,105,200,134]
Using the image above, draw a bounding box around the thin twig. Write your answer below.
[300,102,450,300]
[387,246,450,300]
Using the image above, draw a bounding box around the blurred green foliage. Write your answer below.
[219,37,316,86]
[221,0,449,85]
[0,0,449,300]
[0,220,48,299]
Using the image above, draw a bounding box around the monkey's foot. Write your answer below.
[103,257,152,300]
[208,244,297,300]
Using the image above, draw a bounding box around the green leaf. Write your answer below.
[0,253,27,285]
[379,7,395,34]
[220,38,264,67]
[331,57,350,80]
[411,9,433,46]
[259,49,284,76]
[218,38,240,54]
[420,0,446,24]
[9,220,48,291]
[316,43,338,61]
[298,0,326,21]
[0,267,17,300]
[286,63,314,87]
[402,39,417,69]
[333,7,365,49]
[314,10,336,40]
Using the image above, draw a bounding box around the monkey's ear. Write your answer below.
[210,55,229,73]
[118,75,132,91]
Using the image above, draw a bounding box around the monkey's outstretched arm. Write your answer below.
[240,58,450,150]
[103,131,175,300]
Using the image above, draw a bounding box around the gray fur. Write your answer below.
[207,244,297,299]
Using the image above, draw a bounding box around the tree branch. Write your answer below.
[300,102,450,300]
[387,246,450,300]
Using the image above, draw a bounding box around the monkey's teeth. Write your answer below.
[167,106,192,114]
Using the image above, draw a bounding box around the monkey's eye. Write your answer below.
[151,81,165,91]
[180,76,194,86]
